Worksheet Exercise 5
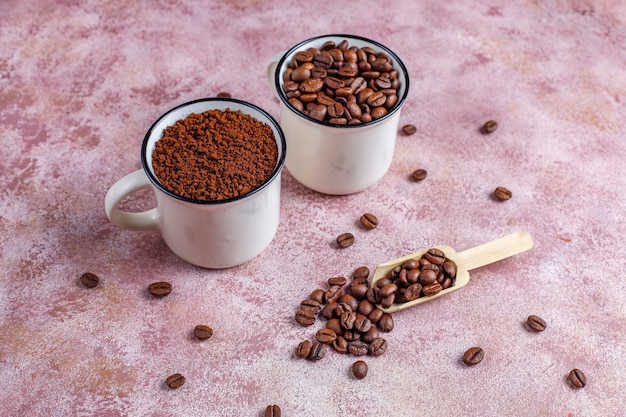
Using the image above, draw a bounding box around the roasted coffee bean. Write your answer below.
[380,283,398,298]
[215,92,231,98]
[568,368,586,388]
[308,341,327,360]
[403,283,422,301]
[343,330,360,342]
[357,299,374,316]
[148,281,172,298]
[265,404,282,417]
[328,276,347,287]
[340,311,357,330]
[295,309,316,326]
[441,277,453,290]
[366,287,381,304]
[410,169,428,182]
[419,269,438,286]
[165,373,185,389]
[193,325,213,340]
[325,285,343,304]
[316,328,338,344]
[368,307,384,324]
[442,260,457,279]
[337,232,355,248]
[362,326,380,343]
[425,248,446,265]
[527,315,547,332]
[337,294,359,312]
[80,272,99,288]
[369,337,388,356]
[350,283,369,300]
[463,347,484,365]
[333,336,348,354]
[360,213,379,229]
[481,119,498,134]
[401,124,417,136]
[334,302,352,317]
[371,106,388,120]
[352,360,368,379]
[295,340,312,358]
[309,289,326,304]
[300,298,322,314]
[354,314,372,333]
[402,258,420,270]
[380,294,395,309]
[326,318,343,335]
[378,313,394,332]
[422,282,443,297]
[352,266,370,279]
[494,186,512,201]
[348,340,369,356]
[376,277,393,289]
[321,303,338,320]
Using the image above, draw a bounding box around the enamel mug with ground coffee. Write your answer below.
[268,34,410,195]
[105,98,286,269]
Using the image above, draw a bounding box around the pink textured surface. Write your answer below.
[1,1,625,416]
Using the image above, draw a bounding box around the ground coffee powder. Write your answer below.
[152,109,278,201]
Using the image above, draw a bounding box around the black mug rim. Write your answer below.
[274,33,410,129]
[140,97,287,205]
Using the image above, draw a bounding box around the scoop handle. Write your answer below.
[454,231,534,271]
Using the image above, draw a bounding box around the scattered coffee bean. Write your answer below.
[463,347,484,365]
[410,169,427,182]
[481,120,498,134]
[295,308,316,326]
[193,325,213,340]
[348,340,369,356]
[148,281,172,298]
[401,124,417,136]
[328,276,347,287]
[337,232,355,248]
[216,92,232,98]
[526,315,547,332]
[308,341,327,360]
[360,213,379,229]
[316,328,338,344]
[494,186,512,201]
[295,340,312,358]
[568,368,587,388]
[352,266,370,280]
[368,337,388,356]
[265,404,281,417]
[352,360,368,379]
[80,272,99,288]
[165,373,185,389]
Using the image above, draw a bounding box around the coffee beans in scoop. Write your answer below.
[377,248,457,308]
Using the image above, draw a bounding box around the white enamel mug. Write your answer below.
[269,34,409,195]
[105,98,286,269]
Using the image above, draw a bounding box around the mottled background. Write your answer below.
[1,0,625,416]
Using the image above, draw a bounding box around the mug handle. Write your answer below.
[105,169,159,231]
[266,51,286,97]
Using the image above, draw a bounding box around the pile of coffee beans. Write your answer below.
[376,248,457,309]
[294,266,393,360]
[282,39,401,125]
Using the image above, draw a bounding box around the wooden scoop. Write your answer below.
[370,231,534,313]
